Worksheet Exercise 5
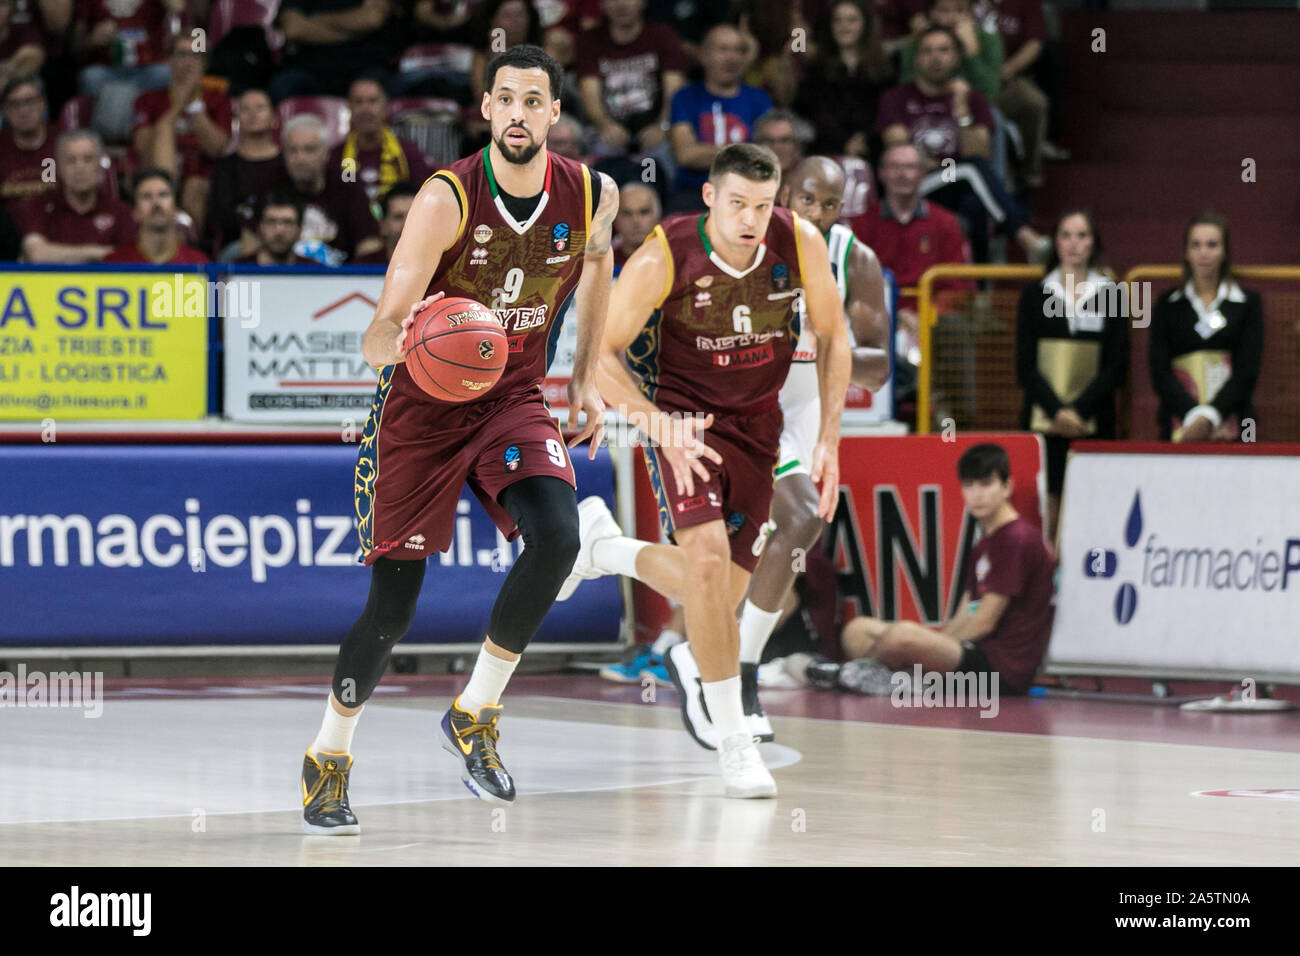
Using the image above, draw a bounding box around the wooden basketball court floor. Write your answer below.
[2,674,1297,866]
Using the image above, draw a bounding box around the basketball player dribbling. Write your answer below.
[301,45,618,834]
[559,143,852,796]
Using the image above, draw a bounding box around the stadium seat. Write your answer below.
[398,43,474,76]
[278,96,350,149]
[836,155,873,222]
[388,98,463,170]
[58,94,94,132]
[205,0,283,80]
[208,0,280,48]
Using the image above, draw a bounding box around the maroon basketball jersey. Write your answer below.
[627,207,808,417]
[390,147,593,405]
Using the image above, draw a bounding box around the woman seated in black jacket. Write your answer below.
[1149,211,1263,443]
[1016,209,1127,542]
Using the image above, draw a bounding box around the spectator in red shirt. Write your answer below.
[351,180,417,265]
[282,113,382,263]
[16,128,136,262]
[132,32,233,243]
[204,88,288,260]
[73,0,183,143]
[0,0,44,89]
[837,442,1057,696]
[577,0,685,163]
[849,143,971,385]
[103,167,210,263]
[328,77,431,216]
[0,74,57,211]
[611,180,659,273]
[878,25,1044,263]
[233,191,318,265]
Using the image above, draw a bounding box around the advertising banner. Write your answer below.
[0,444,622,648]
[828,433,1045,627]
[1050,451,1300,680]
[222,272,385,424]
[0,268,208,421]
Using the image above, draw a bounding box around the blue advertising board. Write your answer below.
[0,443,622,647]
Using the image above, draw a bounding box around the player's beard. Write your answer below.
[494,125,544,165]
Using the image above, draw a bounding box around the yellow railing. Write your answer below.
[1123,265,1300,285]
[916,264,1043,434]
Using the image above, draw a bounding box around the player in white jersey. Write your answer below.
[666,155,892,747]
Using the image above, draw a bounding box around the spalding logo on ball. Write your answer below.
[404,296,508,402]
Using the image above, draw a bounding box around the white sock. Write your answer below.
[457,644,519,714]
[701,676,748,742]
[652,628,685,656]
[591,535,649,579]
[311,697,360,756]
[738,600,784,665]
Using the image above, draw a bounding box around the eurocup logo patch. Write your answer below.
[504,445,521,472]
[552,222,570,252]
[771,263,789,291]
[725,511,746,537]
[1085,490,1142,625]
[479,340,495,360]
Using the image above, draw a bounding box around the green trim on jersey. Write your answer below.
[697,214,713,256]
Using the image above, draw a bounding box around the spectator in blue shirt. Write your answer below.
[667,22,772,212]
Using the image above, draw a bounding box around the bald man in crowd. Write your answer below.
[611,181,660,272]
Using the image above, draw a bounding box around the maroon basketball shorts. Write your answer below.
[354,368,576,565]
[641,408,782,573]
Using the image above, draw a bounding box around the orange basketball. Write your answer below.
[404,297,508,402]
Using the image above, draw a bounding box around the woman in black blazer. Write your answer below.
[1016,209,1128,542]
[1149,211,1263,442]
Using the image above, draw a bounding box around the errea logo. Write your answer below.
[404,534,426,551]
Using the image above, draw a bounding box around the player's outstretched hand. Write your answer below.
[659,412,722,498]
[566,376,607,460]
[393,292,446,362]
[810,439,841,521]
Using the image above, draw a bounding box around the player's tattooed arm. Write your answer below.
[584,171,620,256]
[846,241,891,391]
[361,175,458,368]
[565,171,621,455]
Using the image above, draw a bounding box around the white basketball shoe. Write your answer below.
[556,496,622,601]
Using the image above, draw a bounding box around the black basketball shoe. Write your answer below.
[301,751,360,835]
[439,698,516,806]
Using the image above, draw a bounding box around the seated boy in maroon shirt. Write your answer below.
[839,442,1057,695]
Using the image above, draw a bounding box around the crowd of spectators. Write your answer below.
[0,0,1265,453]
[0,0,1068,265]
